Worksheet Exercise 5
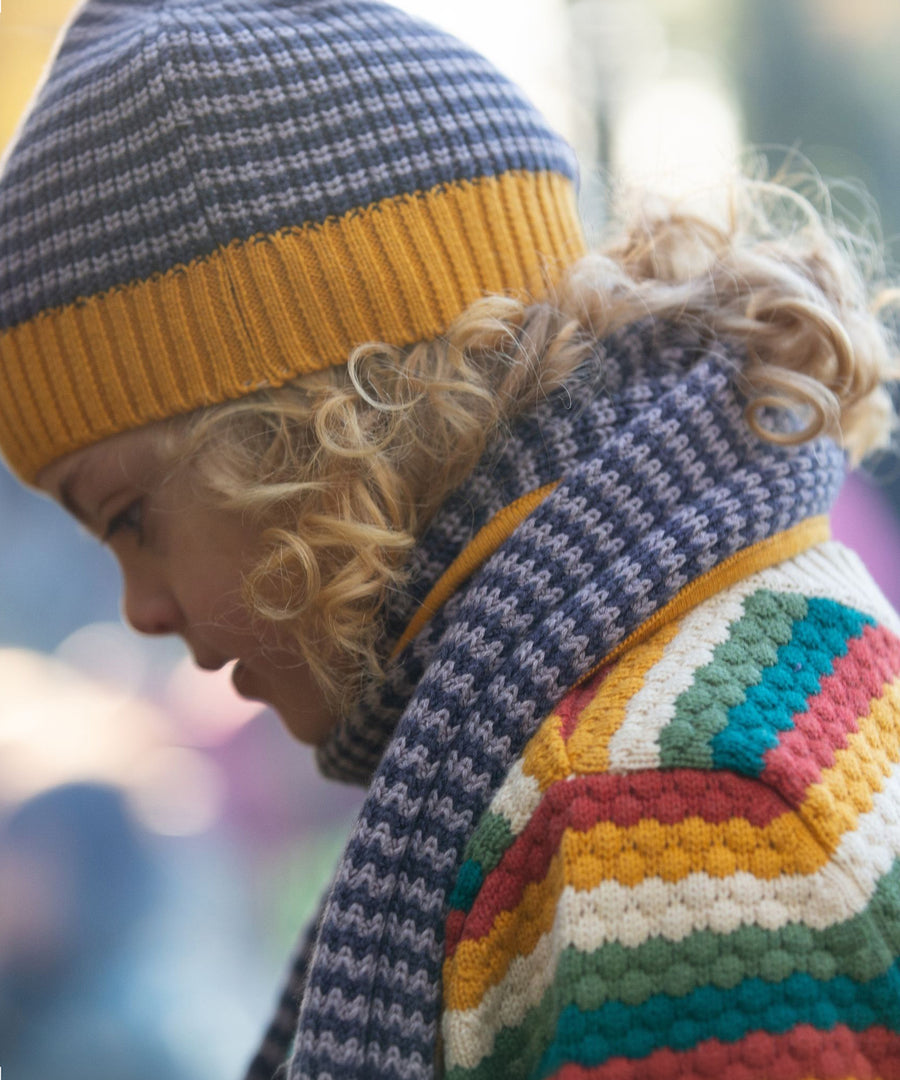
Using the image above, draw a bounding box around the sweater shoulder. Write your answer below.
[441,541,900,1079]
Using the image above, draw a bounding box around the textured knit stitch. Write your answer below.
[442,553,900,1079]
[0,0,584,481]
[243,321,854,1080]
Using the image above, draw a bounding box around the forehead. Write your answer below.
[35,423,175,503]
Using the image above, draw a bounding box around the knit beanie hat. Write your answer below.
[0,0,585,483]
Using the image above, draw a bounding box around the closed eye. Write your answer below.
[104,499,144,544]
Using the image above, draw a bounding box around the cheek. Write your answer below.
[172,519,337,742]
[173,531,258,635]
[183,562,292,667]
[181,573,251,637]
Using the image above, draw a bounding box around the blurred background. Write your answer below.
[1,0,899,1076]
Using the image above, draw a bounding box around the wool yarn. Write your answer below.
[0,0,584,481]
[442,547,900,1077]
[243,321,850,1079]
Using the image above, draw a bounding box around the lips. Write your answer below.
[231,659,255,698]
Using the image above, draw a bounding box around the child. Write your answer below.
[1,1,899,1077]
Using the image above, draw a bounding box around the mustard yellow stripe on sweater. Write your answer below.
[444,677,900,1011]
[543,674,899,886]
[515,518,831,789]
[565,621,682,775]
[447,816,795,1012]
[520,620,680,789]
[801,681,900,845]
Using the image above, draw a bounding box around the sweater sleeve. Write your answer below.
[441,597,900,1080]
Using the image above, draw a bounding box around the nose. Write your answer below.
[120,562,183,637]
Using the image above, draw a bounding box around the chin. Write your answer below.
[274,704,335,747]
[263,682,336,746]
[232,659,335,745]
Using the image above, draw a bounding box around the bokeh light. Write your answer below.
[0,648,167,808]
[127,746,226,837]
[613,74,741,200]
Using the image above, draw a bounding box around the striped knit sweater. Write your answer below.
[442,540,900,1079]
[244,321,900,1080]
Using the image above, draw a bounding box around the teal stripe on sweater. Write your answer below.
[711,598,873,777]
[445,859,900,1080]
[659,590,807,770]
[449,811,515,913]
[534,960,900,1078]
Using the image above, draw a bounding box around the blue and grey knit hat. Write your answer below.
[0,0,585,481]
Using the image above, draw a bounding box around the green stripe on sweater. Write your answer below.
[445,856,900,1080]
[659,590,808,769]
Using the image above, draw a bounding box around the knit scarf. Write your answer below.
[244,320,845,1080]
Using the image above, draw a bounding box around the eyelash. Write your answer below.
[103,499,144,544]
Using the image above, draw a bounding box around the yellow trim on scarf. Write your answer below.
[580,515,832,684]
[393,502,830,662]
[389,481,560,659]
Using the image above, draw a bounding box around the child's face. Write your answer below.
[36,423,334,746]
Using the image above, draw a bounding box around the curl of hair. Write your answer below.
[181,176,899,714]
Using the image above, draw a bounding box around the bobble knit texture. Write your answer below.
[0,0,584,481]
[443,550,900,1079]
[238,323,900,1080]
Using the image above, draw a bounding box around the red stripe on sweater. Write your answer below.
[455,769,790,947]
[558,665,614,741]
[760,623,900,805]
[548,1025,900,1080]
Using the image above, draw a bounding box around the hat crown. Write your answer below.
[1,0,576,331]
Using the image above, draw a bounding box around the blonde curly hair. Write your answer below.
[177,178,899,714]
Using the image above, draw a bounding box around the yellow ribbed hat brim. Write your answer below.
[0,170,585,482]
